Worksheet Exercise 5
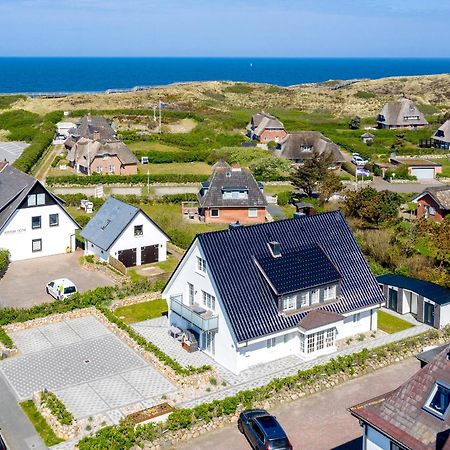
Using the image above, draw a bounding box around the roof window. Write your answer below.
[424,382,450,419]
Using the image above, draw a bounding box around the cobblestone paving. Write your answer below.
[0,317,176,419]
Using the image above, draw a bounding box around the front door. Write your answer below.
[424,302,435,326]
[388,288,398,312]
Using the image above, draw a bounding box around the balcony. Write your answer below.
[170,295,219,331]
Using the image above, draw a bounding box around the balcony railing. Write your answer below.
[170,295,219,331]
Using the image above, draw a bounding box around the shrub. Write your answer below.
[41,390,73,425]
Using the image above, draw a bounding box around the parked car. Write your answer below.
[46,278,77,300]
[238,409,293,450]
[351,155,369,166]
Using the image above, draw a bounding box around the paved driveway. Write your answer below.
[178,358,420,450]
[0,251,115,308]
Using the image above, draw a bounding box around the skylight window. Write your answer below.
[424,382,450,419]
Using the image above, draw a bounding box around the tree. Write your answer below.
[348,116,361,130]
[289,150,335,197]
[319,172,343,204]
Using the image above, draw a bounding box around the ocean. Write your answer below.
[0,57,450,94]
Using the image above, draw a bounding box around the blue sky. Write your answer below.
[0,0,449,57]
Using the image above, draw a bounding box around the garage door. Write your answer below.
[118,248,137,267]
[411,168,435,179]
[141,245,159,265]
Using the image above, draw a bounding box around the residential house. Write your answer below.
[247,112,287,144]
[81,197,169,267]
[198,161,267,224]
[361,132,374,144]
[377,97,429,129]
[163,211,383,374]
[67,137,138,175]
[432,120,450,149]
[413,186,450,222]
[390,157,442,180]
[275,131,344,168]
[377,274,450,328]
[350,345,450,450]
[0,162,79,261]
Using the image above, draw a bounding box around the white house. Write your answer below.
[80,197,169,267]
[163,211,383,374]
[0,162,79,261]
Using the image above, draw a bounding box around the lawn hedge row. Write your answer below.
[78,327,446,450]
[99,306,211,375]
[41,390,74,425]
[46,173,209,186]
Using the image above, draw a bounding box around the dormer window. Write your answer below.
[424,382,450,419]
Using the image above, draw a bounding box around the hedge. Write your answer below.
[46,173,209,186]
[41,390,74,425]
[78,327,447,449]
[0,249,9,279]
[99,306,211,375]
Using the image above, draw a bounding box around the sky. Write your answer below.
[0,0,449,57]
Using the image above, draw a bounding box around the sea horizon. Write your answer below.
[0,57,449,95]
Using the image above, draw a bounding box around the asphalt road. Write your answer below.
[177,358,420,450]
[0,372,46,450]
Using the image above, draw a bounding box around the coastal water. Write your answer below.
[0,57,450,94]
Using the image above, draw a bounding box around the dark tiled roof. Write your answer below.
[196,211,383,342]
[0,164,36,230]
[198,165,267,208]
[276,132,344,163]
[376,274,450,306]
[350,346,450,449]
[298,310,344,331]
[255,245,341,295]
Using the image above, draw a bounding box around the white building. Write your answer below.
[81,197,169,267]
[0,162,79,261]
[163,211,383,374]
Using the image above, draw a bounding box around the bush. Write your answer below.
[46,173,209,186]
[41,390,73,425]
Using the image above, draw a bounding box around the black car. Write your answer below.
[238,409,293,450]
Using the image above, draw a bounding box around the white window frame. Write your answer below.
[248,208,258,218]
[283,294,296,311]
[196,256,207,274]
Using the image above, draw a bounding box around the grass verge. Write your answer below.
[377,310,415,334]
[20,400,64,446]
[113,298,168,324]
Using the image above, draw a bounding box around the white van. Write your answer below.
[46,278,77,300]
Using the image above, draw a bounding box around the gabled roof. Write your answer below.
[377,97,429,127]
[194,211,383,342]
[67,138,138,167]
[298,310,344,331]
[433,120,450,144]
[80,197,168,251]
[413,186,450,210]
[0,164,78,232]
[198,165,267,208]
[276,132,344,162]
[248,112,285,136]
[70,115,115,141]
[376,274,450,306]
[350,346,450,450]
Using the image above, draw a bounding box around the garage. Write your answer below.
[141,245,159,264]
[118,248,137,267]
[411,167,436,180]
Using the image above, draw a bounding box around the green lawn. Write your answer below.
[20,400,64,447]
[113,298,168,324]
[377,310,414,334]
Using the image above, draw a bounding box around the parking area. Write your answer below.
[0,251,115,308]
[0,141,29,163]
[0,316,176,421]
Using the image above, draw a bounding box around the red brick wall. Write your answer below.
[203,207,266,224]
[416,195,446,222]
[259,129,287,144]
